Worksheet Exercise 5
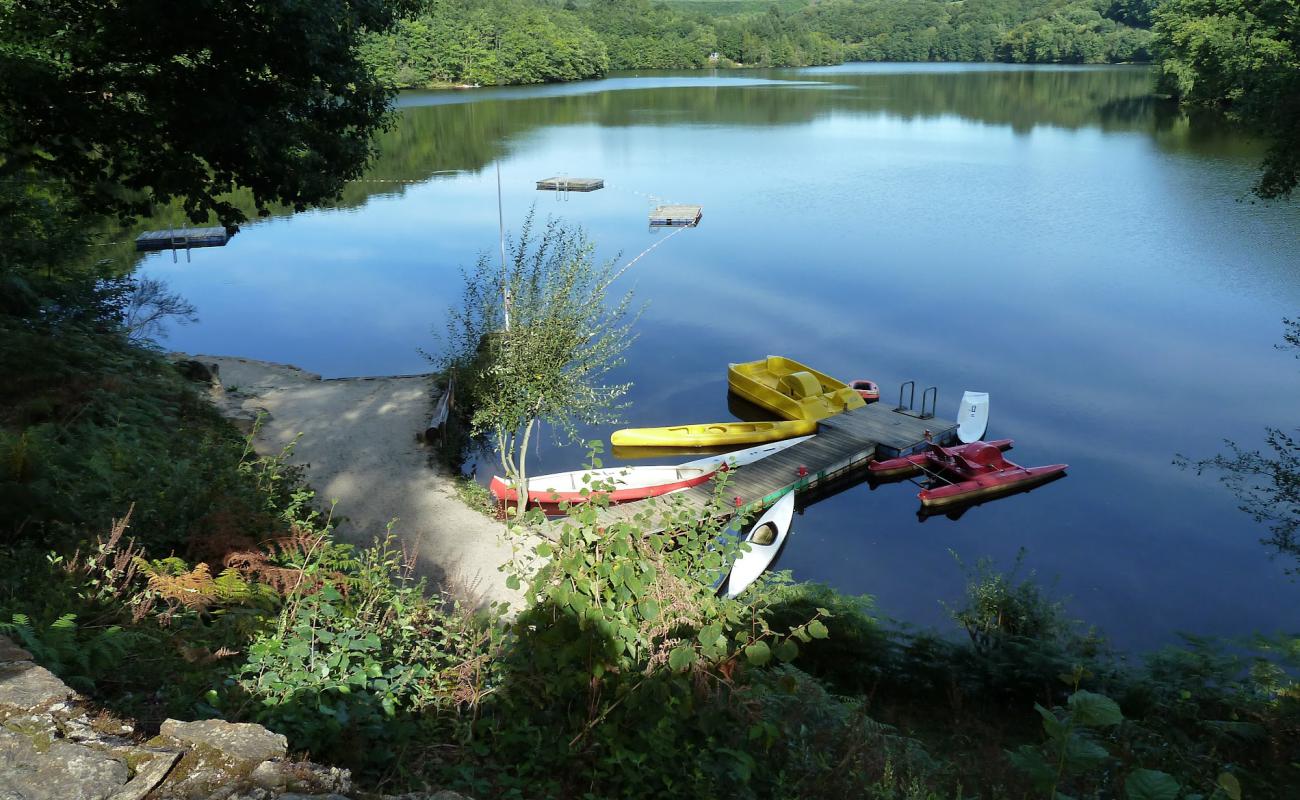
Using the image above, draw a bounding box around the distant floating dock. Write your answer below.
[540,401,957,539]
[649,204,702,227]
[135,227,232,252]
[536,177,604,192]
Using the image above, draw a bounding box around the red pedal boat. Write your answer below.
[869,440,1066,508]
[868,439,1014,478]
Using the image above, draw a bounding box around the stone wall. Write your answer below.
[0,636,467,800]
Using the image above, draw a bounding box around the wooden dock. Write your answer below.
[536,177,604,192]
[541,402,957,538]
[135,227,232,252]
[649,204,702,227]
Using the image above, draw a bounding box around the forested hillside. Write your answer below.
[361,0,1157,88]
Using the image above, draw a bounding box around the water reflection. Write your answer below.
[1181,320,1300,575]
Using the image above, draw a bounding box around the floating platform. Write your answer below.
[135,227,232,252]
[539,401,957,539]
[649,204,702,227]
[536,177,604,192]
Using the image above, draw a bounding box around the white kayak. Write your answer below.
[678,435,813,472]
[721,491,796,598]
[957,390,990,444]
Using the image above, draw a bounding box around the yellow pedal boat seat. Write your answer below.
[780,371,821,400]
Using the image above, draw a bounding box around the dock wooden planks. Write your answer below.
[536,177,604,192]
[135,227,231,252]
[649,204,702,227]
[538,403,957,539]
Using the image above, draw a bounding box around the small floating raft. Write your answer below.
[536,177,604,192]
[611,419,816,448]
[135,226,232,252]
[649,204,702,227]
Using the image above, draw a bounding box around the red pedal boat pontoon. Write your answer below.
[869,440,1066,508]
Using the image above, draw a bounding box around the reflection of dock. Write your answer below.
[649,204,702,227]
[536,177,604,192]
[541,402,956,538]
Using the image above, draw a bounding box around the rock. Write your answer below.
[248,762,287,791]
[0,663,73,711]
[174,360,221,386]
[159,719,287,764]
[105,751,180,800]
[0,637,32,663]
[0,729,130,800]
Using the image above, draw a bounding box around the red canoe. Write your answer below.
[869,439,1014,478]
[489,464,717,506]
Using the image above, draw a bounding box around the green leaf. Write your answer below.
[505,573,521,591]
[668,647,696,671]
[1068,690,1124,727]
[535,542,552,557]
[774,639,798,661]
[1217,772,1241,800]
[807,620,829,640]
[638,599,660,621]
[1125,769,1180,800]
[744,640,771,666]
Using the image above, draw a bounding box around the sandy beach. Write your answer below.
[192,355,523,608]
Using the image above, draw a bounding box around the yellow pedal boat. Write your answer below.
[610,419,817,448]
[728,356,865,422]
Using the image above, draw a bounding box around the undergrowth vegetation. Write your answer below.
[2,272,1297,798]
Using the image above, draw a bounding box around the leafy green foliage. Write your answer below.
[1153,0,1300,198]
[440,213,637,509]
[0,0,409,226]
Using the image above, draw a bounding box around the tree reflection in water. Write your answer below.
[1181,319,1300,574]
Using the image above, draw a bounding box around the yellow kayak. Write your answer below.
[728,356,865,422]
[611,419,817,447]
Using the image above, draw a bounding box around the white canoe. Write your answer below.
[678,435,813,472]
[721,491,796,598]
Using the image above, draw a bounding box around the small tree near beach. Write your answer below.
[441,212,636,512]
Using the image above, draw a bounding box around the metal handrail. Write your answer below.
[896,380,915,412]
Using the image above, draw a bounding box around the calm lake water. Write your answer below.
[140,64,1300,650]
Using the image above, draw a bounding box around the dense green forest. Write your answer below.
[361,0,1158,87]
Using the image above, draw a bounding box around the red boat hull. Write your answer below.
[850,379,880,402]
[489,471,713,506]
[918,464,1068,507]
[868,439,1014,478]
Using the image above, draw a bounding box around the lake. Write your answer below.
[138,63,1300,650]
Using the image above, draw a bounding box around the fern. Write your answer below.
[1,612,147,693]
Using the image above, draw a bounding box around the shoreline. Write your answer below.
[190,354,523,609]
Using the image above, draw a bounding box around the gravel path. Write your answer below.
[194,355,522,608]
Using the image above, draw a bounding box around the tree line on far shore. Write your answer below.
[359,0,1159,88]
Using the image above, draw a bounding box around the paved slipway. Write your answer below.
[192,355,524,609]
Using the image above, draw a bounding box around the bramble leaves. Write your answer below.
[1125,769,1180,800]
